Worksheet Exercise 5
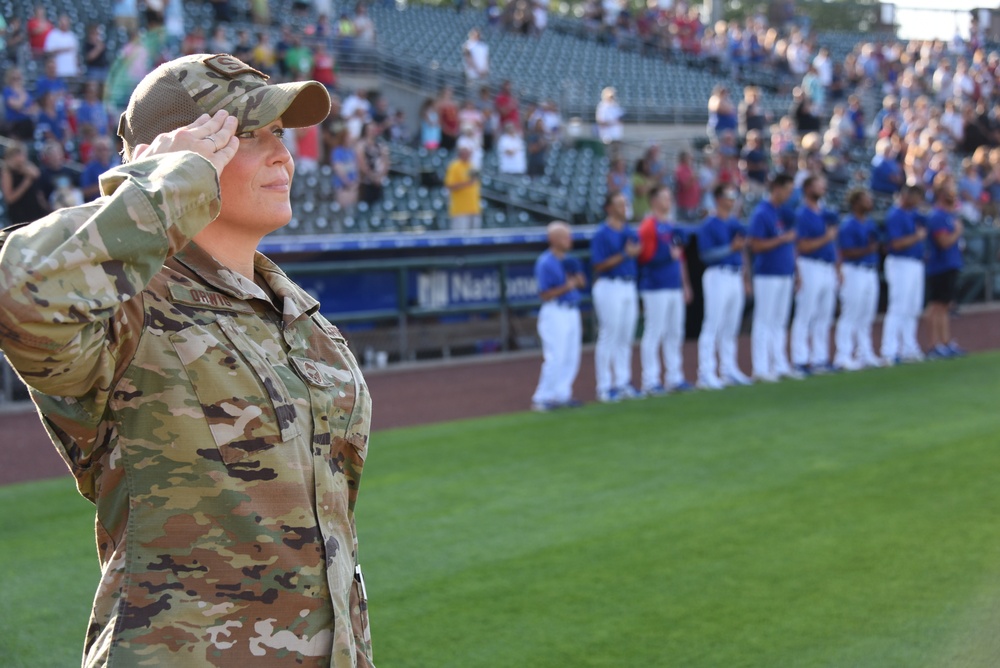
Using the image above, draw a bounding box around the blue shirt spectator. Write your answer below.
[870,153,903,194]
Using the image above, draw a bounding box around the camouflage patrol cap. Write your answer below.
[118,53,331,160]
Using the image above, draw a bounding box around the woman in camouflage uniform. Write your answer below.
[0,54,374,667]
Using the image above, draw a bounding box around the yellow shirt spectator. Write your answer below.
[445,156,481,216]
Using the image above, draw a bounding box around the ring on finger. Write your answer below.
[205,135,219,152]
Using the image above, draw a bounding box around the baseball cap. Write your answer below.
[118,53,331,160]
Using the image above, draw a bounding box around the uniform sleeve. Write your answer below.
[698,220,730,264]
[0,151,221,407]
[535,255,561,293]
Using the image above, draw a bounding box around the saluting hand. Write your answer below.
[131,110,240,176]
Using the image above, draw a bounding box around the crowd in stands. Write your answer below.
[2,0,1000,240]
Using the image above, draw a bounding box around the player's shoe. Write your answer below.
[531,401,558,412]
[618,385,645,400]
[562,399,585,409]
[723,371,753,386]
[753,373,780,383]
[946,341,966,357]
[670,380,696,393]
[793,363,813,376]
[833,358,861,372]
[780,368,807,380]
[597,389,619,403]
[643,385,668,397]
[927,344,951,360]
[696,375,725,390]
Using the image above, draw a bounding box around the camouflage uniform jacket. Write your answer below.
[0,151,374,667]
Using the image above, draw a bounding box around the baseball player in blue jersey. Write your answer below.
[790,175,839,374]
[636,185,693,395]
[925,174,965,358]
[590,191,643,402]
[880,184,928,363]
[532,221,586,411]
[748,173,802,382]
[834,188,882,370]
[696,184,753,389]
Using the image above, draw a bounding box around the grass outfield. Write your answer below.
[2,352,999,667]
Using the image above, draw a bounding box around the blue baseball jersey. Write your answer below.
[637,218,683,290]
[590,221,638,280]
[795,205,837,262]
[838,215,879,267]
[698,215,745,268]
[884,206,925,260]
[925,207,963,276]
[535,250,580,306]
[749,200,796,276]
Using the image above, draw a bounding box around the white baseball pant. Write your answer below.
[790,257,837,367]
[592,277,639,394]
[880,255,925,360]
[751,275,794,379]
[640,288,686,389]
[698,266,746,382]
[835,264,880,367]
[532,302,582,405]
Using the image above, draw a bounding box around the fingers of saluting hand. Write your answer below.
[132,111,240,175]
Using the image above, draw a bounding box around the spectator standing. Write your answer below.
[43,14,79,78]
[596,86,624,144]
[2,67,37,140]
[630,158,653,221]
[444,144,482,230]
[870,138,904,195]
[79,136,118,202]
[463,28,490,82]
[531,221,585,411]
[457,123,484,173]
[880,184,927,363]
[707,85,737,142]
[637,185,693,395]
[590,191,642,402]
[330,126,360,209]
[740,130,769,195]
[495,80,520,129]
[311,42,338,91]
[342,88,371,140]
[37,140,80,209]
[748,174,801,382]
[251,30,277,76]
[27,5,52,56]
[697,184,753,389]
[34,90,70,144]
[284,34,314,80]
[477,86,498,151]
[437,86,460,152]
[181,26,207,57]
[526,117,549,177]
[833,189,882,370]
[674,150,701,221]
[497,122,527,175]
[356,122,388,205]
[76,80,109,136]
[419,98,442,150]
[789,175,838,374]
[0,142,49,224]
[353,3,377,57]
[83,24,110,82]
[924,175,966,358]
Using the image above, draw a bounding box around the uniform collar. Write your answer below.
[173,242,320,324]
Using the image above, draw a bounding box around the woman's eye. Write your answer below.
[273,128,286,139]
[236,130,255,140]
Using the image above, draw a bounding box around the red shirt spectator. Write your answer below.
[674,153,700,211]
[495,81,520,128]
[27,7,53,54]
[312,47,337,89]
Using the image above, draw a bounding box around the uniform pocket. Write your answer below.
[169,319,289,464]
